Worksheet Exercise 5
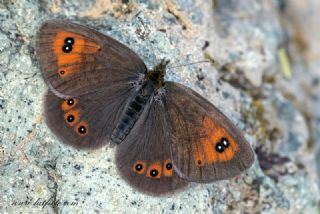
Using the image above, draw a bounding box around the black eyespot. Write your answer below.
[78,126,86,134]
[59,70,65,75]
[150,169,158,177]
[62,45,72,53]
[135,164,143,171]
[166,163,172,170]
[197,160,202,165]
[67,115,74,122]
[67,99,74,106]
[64,37,74,45]
[215,142,225,153]
[221,138,230,148]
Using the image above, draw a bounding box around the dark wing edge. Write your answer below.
[37,19,147,98]
[163,82,255,183]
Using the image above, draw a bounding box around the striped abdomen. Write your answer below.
[111,80,155,144]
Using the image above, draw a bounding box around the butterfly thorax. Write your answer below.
[111,60,169,144]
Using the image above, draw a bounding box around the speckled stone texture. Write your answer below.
[0,0,319,213]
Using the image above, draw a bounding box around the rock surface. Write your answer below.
[0,0,319,213]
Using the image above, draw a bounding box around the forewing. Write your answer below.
[164,82,255,182]
[37,19,146,97]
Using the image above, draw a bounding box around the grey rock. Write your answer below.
[0,0,319,213]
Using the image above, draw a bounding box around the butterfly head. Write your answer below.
[145,59,170,88]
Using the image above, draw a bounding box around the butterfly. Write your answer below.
[37,19,255,195]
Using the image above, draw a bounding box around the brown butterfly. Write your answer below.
[37,20,255,195]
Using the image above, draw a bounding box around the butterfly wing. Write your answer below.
[37,19,146,97]
[163,82,255,182]
[44,83,133,149]
[115,98,188,195]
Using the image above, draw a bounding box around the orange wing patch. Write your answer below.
[146,162,162,179]
[132,159,174,179]
[60,99,89,137]
[58,64,91,78]
[163,159,174,177]
[52,31,101,77]
[133,161,146,175]
[75,121,89,136]
[61,98,78,111]
[64,109,80,126]
[201,138,218,163]
[196,116,239,165]
[193,143,205,166]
